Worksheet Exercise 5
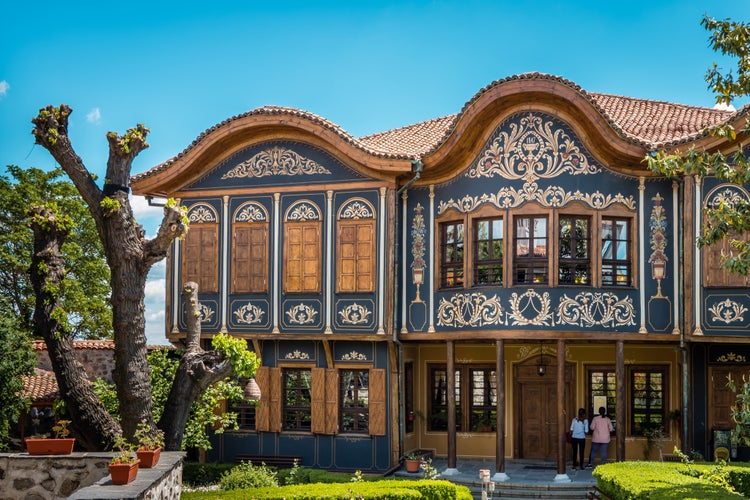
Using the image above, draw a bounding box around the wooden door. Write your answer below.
[514,354,575,459]
[709,366,750,432]
[520,382,557,459]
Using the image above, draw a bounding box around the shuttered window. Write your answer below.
[337,220,376,293]
[182,224,219,293]
[284,221,321,293]
[232,223,269,293]
[704,233,749,287]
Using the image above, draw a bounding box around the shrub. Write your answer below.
[219,461,279,490]
[182,461,235,487]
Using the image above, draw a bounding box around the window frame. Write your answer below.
[232,221,269,293]
[512,211,550,286]
[428,363,496,433]
[601,215,633,287]
[282,367,313,432]
[339,368,370,434]
[472,215,505,287]
[586,365,617,429]
[557,213,591,286]
[437,212,466,289]
[630,365,668,437]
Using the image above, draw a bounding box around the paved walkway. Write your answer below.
[394,457,598,487]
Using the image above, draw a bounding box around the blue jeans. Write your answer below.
[589,441,608,465]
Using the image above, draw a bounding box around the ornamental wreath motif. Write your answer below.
[222,147,332,179]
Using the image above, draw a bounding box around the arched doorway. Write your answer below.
[514,353,575,459]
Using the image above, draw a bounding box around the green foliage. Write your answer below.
[0,166,112,338]
[182,478,470,500]
[593,461,749,499]
[182,461,235,487]
[276,466,354,485]
[110,433,137,464]
[93,347,247,450]
[99,197,121,215]
[212,333,259,379]
[0,315,35,449]
[727,374,750,446]
[646,15,750,278]
[134,419,164,450]
[219,461,279,490]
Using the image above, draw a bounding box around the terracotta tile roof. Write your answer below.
[32,339,115,351]
[32,339,171,351]
[132,73,738,183]
[588,92,732,147]
[20,368,59,402]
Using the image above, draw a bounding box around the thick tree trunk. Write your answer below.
[158,282,232,450]
[29,206,121,450]
[32,105,187,443]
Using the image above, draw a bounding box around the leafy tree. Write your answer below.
[648,15,750,275]
[0,166,111,338]
[0,315,36,450]
[31,107,258,450]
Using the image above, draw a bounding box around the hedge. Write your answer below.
[181,479,473,500]
[593,461,750,499]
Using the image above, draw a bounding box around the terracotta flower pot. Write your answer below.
[136,447,161,468]
[109,460,140,485]
[25,438,75,455]
[404,458,420,473]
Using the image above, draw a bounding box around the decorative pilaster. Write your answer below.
[694,176,703,335]
[220,196,229,333]
[272,193,280,334]
[638,178,647,333]
[428,185,436,333]
[377,187,386,335]
[401,191,409,334]
[325,190,333,335]
[672,181,680,335]
[171,198,181,334]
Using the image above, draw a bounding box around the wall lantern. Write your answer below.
[536,343,546,377]
[652,258,666,297]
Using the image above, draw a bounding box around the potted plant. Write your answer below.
[401,451,421,473]
[25,419,75,455]
[109,435,140,485]
[134,420,164,468]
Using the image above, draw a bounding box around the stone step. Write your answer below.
[468,483,594,500]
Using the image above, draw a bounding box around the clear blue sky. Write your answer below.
[2,1,749,344]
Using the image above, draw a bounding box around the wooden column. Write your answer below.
[616,340,625,461]
[447,340,457,470]
[495,340,506,477]
[557,339,566,475]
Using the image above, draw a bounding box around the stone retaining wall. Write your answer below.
[0,451,185,500]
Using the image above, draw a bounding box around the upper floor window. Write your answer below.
[182,203,219,293]
[337,198,376,293]
[282,368,312,431]
[559,216,590,285]
[601,217,631,286]
[474,217,503,286]
[284,201,322,293]
[340,369,369,433]
[704,231,750,287]
[514,216,548,285]
[232,202,269,294]
[439,221,464,288]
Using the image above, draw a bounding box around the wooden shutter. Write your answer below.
[182,225,218,293]
[255,366,270,432]
[337,220,375,293]
[324,369,339,434]
[269,367,282,433]
[284,221,321,293]
[311,368,326,434]
[704,234,749,287]
[233,224,268,293]
[369,368,386,436]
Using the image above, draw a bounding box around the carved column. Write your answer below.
[616,340,625,461]
[638,177,647,333]
[494,340,509,482]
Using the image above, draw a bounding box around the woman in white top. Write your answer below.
[569,408,589,469]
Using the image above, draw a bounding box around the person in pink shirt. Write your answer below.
[586,406,614,468]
